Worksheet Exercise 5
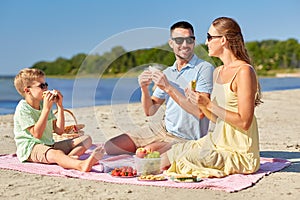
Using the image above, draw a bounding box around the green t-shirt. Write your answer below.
[13,99,56,162]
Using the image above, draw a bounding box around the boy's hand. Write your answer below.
[53,90,63,107]
[42,91,55,110]
[42,90,63,108]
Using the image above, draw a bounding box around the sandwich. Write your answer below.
[170,174,201,183]
[42,90,58,98]
[148,65,161,72]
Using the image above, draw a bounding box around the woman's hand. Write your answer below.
[186,88,210,109]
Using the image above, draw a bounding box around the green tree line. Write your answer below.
[32,38,300,77]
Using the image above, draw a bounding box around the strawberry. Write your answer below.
[133,169,137,176]
[128,172,133,177]
[126,167,133,173]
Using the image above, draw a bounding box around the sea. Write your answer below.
[1,76,300,115]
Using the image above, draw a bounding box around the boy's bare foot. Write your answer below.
[80,146,105,172]
[69,155,79,159]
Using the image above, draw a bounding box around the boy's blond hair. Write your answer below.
[14,68,45,97]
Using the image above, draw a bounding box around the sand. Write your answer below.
[0,89,299,200]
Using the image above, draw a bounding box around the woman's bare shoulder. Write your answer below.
[238,64,256,75]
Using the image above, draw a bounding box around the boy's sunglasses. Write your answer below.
[207,33,223,42]
[171,36,195,45]
[28,82,48,89]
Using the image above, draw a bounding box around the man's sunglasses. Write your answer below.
[207,33,223,42]
[28,82,48,89]
[171,36,195,45]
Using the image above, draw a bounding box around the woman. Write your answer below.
[161,17,263,178]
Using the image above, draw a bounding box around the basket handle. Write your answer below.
[53,109,78,125]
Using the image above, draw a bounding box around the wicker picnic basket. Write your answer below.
[52,109,85,142]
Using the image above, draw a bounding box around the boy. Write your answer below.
[13,68,104,172]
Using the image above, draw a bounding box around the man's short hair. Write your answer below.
[170,21,194,35]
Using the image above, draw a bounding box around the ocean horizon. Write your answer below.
[1,76,300,115]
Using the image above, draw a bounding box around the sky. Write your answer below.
[0,0,299,75]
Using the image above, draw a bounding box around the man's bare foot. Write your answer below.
[80,146,105,172]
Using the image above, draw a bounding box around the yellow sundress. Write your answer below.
[166,68,260,178]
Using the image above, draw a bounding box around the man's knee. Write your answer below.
[104,134,136,155]
[74,134,92,150]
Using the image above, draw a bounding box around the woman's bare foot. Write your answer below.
[80,146,105,172]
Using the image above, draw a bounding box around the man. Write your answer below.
[104,21,214,154]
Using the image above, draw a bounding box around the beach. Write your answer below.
[0,89,299,200]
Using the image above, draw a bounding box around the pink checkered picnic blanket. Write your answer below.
[0,145,291,192]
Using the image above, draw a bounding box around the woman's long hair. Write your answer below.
[212,17,262,106]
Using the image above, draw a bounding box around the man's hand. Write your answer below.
[138,70,153,88]
[151,71,170,91]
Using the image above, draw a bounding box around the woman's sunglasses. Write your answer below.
[171,36,195,45]
[207,33,223,42]
[28,82,48,89]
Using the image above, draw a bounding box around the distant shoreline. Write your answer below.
[276,73,300,78]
